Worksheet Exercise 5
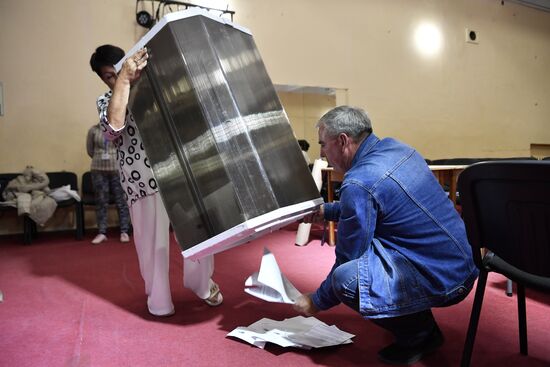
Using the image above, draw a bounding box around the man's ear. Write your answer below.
[337,133,349,151]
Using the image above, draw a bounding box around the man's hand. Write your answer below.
[293,294,319,316]
[302,204,324,224]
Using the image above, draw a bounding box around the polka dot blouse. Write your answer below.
[97,91,159,208]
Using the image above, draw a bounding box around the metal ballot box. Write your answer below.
[117,9,322,259]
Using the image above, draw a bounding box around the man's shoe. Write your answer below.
[204,282,223,306]
[92,234,107,244]
[377,326,444,365]
[120,233,130,243]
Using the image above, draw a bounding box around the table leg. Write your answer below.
[326,171,336,246]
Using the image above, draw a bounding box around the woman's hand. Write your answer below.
[293,294,319,316]
[107,48,148,130]
[119,48,149,84]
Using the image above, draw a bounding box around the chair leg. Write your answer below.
[23,215,38,245]
[517,283,528,355]
[75,203,84,240]
[461,270,488,367]
[506,278,513,297]
[23,216,33,245]
[81,204,86,236]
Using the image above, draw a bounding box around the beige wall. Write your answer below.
[279,91,337,160]
[241,0,550,159]
[1,0,549,234]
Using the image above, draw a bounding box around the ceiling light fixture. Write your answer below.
[136,10,155,28]
[135,0,235,29]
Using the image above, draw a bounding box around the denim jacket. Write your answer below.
[311,133,478,318]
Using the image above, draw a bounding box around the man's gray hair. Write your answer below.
[316,106,373,140]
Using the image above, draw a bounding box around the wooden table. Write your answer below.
[323,167,344,246]
[428,165,467,208]
[322,165,466,246]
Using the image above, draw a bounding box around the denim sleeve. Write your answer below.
[311,182,377,311]
[323,202,340,222]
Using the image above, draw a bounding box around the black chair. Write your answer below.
[0,173,36,244]
[81,171,94,204]
[457,161,550,366]
[430,157,538,166]
[0,173,19,197]
[430,158,482,166]
[46,171,84,241]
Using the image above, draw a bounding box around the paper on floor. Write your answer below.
[244,248,301,304]
[227,316,354,349]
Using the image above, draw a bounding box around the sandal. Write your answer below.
[204,282,223,306]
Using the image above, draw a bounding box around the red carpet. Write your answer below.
[0,228,549,367]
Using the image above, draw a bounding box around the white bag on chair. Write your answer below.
[49,185,81,202]
[295,159,328,246]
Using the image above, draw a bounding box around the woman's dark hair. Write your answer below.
[89,45,125,75]
[298,139,310,152]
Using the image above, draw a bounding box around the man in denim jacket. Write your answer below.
[294,106,478,365]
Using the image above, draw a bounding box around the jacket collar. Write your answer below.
[351,133,380,167]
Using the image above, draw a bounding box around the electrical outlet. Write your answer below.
[466,28,479,44]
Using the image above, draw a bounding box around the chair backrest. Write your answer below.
[431,158,484,165]
[458,161,550,277]
[82,171,93,196]
[430,157,537,166]
[47,171,78,191]
[81,171,97,205]
[0,173,19,198]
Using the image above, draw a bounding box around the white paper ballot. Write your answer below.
[227,316,355,349]
[244,248,302,304]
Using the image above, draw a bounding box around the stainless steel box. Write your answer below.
[119,9,322,259]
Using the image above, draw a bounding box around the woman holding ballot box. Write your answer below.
[89,44,223,316]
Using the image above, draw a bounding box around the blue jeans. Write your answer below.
[331,259,468,346]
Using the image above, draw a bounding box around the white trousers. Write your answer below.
[130,193,215,315]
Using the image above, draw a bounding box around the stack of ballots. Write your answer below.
[117,8,322,260]
[227,316,355,349]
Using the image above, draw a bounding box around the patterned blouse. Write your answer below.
[97,91,159,207]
